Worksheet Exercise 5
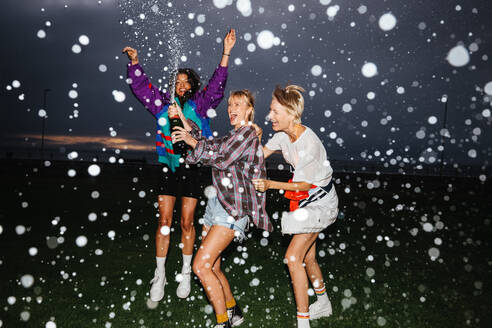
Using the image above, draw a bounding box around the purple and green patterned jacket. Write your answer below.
[127,63,228,166]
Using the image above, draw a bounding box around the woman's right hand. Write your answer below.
[122,46,139,65]
[251,123,263,138]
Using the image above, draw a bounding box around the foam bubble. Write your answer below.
[37,29,46,38]
[207,108,217,118]
[236,0,252,16]
[45,321,57,328]
[213,0,229,9]
[311,65,322,76]
[446,45,470,67]
[379,13,397,31]
[326,5,340,18]
[28,247,38,256]
[78,35,90,46]
[292,208,309,222]
[484,81,492,96]
[195,26,204,36]
[72,44,82,54]
[160,226,170,236]
[15,225,26,235]
[76,235,88,247]
[204,185,217,199]
[21,274,35,288]
[88,164,101,176]
[112,90,126,102]
[221,177,231,187]
[428,247,440,259]
[68,90,78,99]
[361,62,378,78]
[427,116,437,124]
[257,30,275,49]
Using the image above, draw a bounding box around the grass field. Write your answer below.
[0,159,491,328]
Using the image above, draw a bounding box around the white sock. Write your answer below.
[314,286,329,304]
[182,254,192,272]
[156,257,166,273]
[297,312,310,328]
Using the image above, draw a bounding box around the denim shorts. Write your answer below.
[201,197,249,241]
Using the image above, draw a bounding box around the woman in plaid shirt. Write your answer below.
[172,90,272,328]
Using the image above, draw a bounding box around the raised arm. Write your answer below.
[193,29,236,117]
[123,47,169,117]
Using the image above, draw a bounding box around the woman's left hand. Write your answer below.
[252,179,271,192]
[168,103,184,119]
[223,28,236,54]
[171,126,197,147]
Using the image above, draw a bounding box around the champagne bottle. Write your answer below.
[169,113,189,155]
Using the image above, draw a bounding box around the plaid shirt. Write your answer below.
[186,125,272,232]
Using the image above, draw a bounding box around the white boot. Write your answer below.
[176,265,191,298]
[150,268,166,302]
[309,297,332,319]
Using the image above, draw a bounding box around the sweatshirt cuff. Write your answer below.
[127,62,144,79]
[185,139,205,164]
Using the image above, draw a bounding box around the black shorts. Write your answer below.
[158,164,210,199]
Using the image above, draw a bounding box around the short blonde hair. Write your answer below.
[272,84,305,123]
[229,89,255,121]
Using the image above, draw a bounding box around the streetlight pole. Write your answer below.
[439,97,449,176]
[41,88,51,160]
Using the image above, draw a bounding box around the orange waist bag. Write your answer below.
[284,178,316,211]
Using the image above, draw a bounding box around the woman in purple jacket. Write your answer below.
[122,29,236,302]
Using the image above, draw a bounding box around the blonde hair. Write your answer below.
[229,89,255,121]
[272,84,305,123]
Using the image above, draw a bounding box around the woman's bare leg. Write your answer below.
[180,196,198,255]
[193,225,235,317]
[304,241,325,290]
[284,233,319,313]
[156,195,176,257]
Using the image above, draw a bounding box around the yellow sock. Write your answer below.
[216,312,229,323]
[226,298,236,309]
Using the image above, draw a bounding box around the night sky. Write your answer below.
[1,0,491,172]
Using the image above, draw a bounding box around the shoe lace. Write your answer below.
[150,270,163,284]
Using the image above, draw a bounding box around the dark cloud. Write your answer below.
[1,0,491,171]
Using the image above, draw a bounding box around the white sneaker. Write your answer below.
[309,299,332,320]
[176,266,191,299]
[150,268,166,302]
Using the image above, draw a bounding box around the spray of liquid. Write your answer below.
[119,0,184,101]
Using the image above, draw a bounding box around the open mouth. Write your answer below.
[229,113,237,122]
